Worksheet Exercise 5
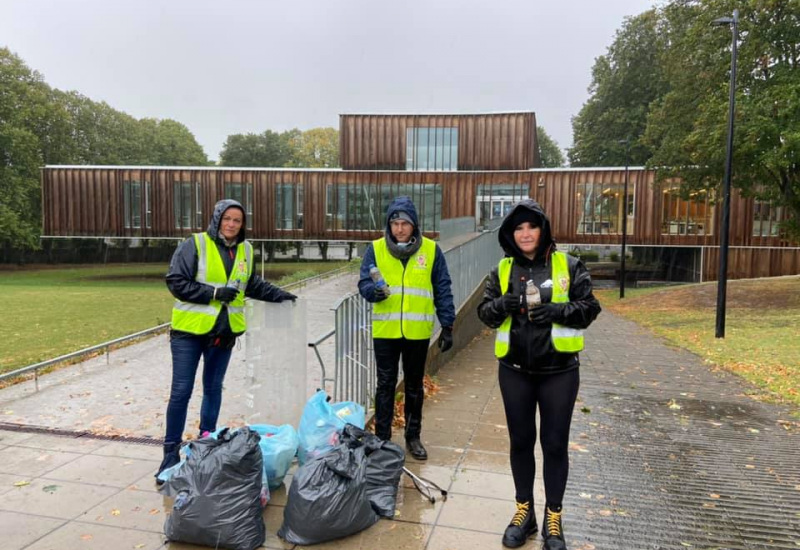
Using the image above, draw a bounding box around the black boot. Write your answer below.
[542,504,567,550]
[154,443,180,485]
[406,438,428,460]
[502,500,538,548]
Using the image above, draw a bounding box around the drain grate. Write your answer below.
[0,422,163,446]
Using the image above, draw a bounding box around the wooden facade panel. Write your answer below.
[41,166,799,280]
[339,113,539,171]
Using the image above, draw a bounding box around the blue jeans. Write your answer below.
[164,335,233,445]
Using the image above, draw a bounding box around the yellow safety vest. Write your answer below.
[371,237,437,340]
[171,233,252,335]
[495,251,584,357]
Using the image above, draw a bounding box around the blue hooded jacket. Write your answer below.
[358,196,456,329]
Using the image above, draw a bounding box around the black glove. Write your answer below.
[374,285,390,301]
[280,291,297,303]
[529,303,564,326]
[438,326,454,352]
[214,286,239,304]
[500,292,521,314]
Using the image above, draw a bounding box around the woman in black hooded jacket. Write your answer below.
[478,200,601,550]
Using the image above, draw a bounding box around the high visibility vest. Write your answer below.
[171,233,252,335]
[495,251,584,357]
[371,237,437,340]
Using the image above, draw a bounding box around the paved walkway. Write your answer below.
[1,306,799,549]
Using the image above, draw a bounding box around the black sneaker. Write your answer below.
[502,500,538,548]
[406,438,428,460]
[154,443,180,486]
[542,504,567,550]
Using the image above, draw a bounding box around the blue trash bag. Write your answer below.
[297,391,365,464]
[249,424,299,490]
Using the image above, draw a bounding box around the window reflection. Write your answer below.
[406,128,458,171]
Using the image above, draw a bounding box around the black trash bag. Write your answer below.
[340,423,405,517]
[162,427,266,550]
[278,442,379,545]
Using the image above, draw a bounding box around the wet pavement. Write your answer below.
[1,284,799,549]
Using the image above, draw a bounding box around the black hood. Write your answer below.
[498,199,555,262]
[207,199,246,245]
[385,196,421,243]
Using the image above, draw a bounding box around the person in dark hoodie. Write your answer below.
[358,196,456,461]
[478,199,601,550]
[156,199,297,482]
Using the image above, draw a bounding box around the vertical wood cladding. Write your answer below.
[339,113,539,170]
[41,166,799,279]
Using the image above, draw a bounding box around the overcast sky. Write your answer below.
[2,0,655,162]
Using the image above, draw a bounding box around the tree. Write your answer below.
[644,0,800,239]
[289,127,339,168]
[219,127,339,168]
[569,9,668,166]
[141,118,208,165]
[537,126,565,167]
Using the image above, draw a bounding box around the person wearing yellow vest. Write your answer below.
[478,200,601,550]
[156,199,297,483]
[358,196,456,461]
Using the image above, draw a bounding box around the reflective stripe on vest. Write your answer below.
[372,237,437,340]
[171,233,252,335]
[494,251,584,357]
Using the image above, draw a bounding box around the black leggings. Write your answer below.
[498,365,580,506]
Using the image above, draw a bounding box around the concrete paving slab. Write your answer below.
[43,454,159,488]
[0,510,66,550]
[0,446,82,477]
[23,522,166,550]
[0,478,119,520]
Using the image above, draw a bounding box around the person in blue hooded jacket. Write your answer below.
[358,196,456,461]
[156,199,297,482]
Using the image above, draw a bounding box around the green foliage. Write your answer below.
[568,249,599,262]
[219,127,339,168]
[0,261,350,372]
[0,47,208,258]
[569,9,668,167]
[537,126,565,167]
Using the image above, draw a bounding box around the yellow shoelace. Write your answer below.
[511,501,530,526]
[546,508,562,536]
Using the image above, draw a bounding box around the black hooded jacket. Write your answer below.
[166,199,293,341]
[477,199,601,374]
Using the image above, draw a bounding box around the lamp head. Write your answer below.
[711,16,734,26]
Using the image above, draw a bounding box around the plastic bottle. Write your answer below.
[369,265,391,295]
[525,279,541,311]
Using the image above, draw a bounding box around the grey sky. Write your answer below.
[2,0,654,162]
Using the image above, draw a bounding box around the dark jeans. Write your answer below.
[373,337,430,441]
[498,365,580,506]
[164,335,233,446]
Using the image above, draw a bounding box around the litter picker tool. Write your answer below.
[403,467,448,504]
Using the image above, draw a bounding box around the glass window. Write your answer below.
[276,183,304,230]
[123,181,142,229]
[576,182,636,235]
[406,127,458,171]
[325,183,441,232]
[753,199,783,237]
[659,186,713,236]
[174,181,202,230]
[224,183,254,229]
[475,183,530,230]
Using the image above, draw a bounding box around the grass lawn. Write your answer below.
[0,261,350,374]
[596,276,800,412]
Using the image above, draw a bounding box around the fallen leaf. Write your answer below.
[111,509,121,516]
[667,399,682,410]
[149,508,160,515]
[42,484,59,494]
[81,534,93,541]
[709,493,720,499]
[580,406,591,414]
[13,480,30,487]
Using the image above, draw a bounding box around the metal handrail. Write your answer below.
[0,265,352,389]
[0,323,171,389]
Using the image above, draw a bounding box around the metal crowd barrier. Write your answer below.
[328,229,501,410]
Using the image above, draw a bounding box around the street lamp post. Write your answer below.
[712,9,739,339]
[619,138,630,299]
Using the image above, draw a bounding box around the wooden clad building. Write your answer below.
[41,111,800,281]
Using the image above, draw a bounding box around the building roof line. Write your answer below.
[43,165,649,173]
